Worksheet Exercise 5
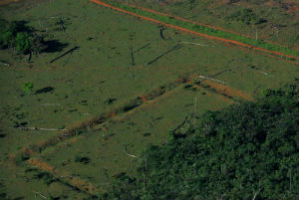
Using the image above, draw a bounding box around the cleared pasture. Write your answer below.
[0,0,298,199]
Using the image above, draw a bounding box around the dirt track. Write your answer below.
[90,0,298,62]
[128,3,289,49]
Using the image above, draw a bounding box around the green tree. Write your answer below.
[15,32,31,53]
[0,18,45,55]
[102,83,299,200]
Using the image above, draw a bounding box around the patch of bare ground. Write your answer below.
[27,158,54,172]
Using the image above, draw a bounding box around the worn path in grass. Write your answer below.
[90,0,298,63]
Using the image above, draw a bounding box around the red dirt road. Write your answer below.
[90,0,298,62]
[128,3,287,48]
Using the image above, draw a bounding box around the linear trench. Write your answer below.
[12,72,253,163]
[14,81,252,197]
[22,81,245,196]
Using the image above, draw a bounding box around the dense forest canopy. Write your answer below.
[102,83,299,200]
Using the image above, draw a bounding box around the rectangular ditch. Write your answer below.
[33,87,233,194]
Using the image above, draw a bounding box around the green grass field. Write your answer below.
[0,0,298,199]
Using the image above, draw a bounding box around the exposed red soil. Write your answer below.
[264,1,277,6]
[10,68,254,164]
[287,5,299,13]
[9,71,252,196]
[27,158,100,194]
[128,2,292,50]
[193,84,234,103]
[69,176,98,194]
[27,158,54,172]
[128,3,245,36]
[201,80,254,101]
[0,0,18,5]
[140,95,147,103]
[224,42,298,65]
[90,0,298,62]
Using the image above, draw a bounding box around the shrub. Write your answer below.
[15,32,31,53]
[23,82,34,94]
[228,8,266,25]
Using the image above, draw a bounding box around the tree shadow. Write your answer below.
[42,40,68,53]
[35,86,54,94]
[13,197,25,200]
[11,20,34,33]
[2,18,68,54]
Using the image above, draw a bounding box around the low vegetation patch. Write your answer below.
[227,8,267,25]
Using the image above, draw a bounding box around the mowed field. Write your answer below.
[0,0,298,199]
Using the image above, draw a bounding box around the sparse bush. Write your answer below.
[22,82,34,95]
[15,32,31,53]
[74,155,90,164]
[228,8,266,25]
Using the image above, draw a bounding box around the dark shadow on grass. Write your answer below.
[0,193,7,199]
[13,197,25,200]
[35,86,54,94]
[49,46,79,63]
[12,20,34,33]
[75,156,91,164]
[42,40,68,53]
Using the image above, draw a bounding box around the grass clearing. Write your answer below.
[0,0,298,199]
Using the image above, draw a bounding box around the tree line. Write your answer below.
[101,82,299,200]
